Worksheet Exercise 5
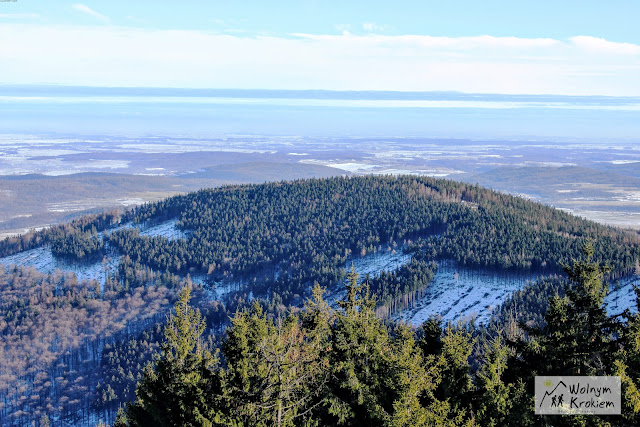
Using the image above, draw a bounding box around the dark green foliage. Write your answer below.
[221,301,329,426]
[516,243,620,377]
[93,324,164,415]
[616,286,640,424]
[367,256,437,317]
[107,176,640,299]
[325,270,396,425]
[122,271,472,426]
[103,254,183,294]
[0,210,120,257]
[497,275,566,330]
[50,226,104,260]
[120,287,223,426]
[418,316,444,357]
[491,244,628,426]
[474,332,530,427]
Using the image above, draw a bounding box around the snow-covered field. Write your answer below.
[137,218,188,240]
[340,251,543,326]
[0,245,117,284]
[349,249,411,278]
[396,261,640,326]
[396,262,540,326]
[605,275,640,315]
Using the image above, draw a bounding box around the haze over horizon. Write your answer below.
[1,1,639,96]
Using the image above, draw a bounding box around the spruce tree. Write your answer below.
[615,285,640,423]
[116,286,222,426]
[509,243,622,426]
[475,331,530,426]
[325,268,393,425]
[437,324,475,412]
[518,242,619,377]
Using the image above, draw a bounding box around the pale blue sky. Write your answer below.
[4,1,640,41]
[1,1,639,95]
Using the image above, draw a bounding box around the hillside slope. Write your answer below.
[1,175,639,425]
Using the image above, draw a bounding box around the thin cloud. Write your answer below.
[362,22,390,32]
[571,36,640,55]
[0,14,40,19]
[72,4,110,23]
[292,33,559,50]
[0,24,638,96]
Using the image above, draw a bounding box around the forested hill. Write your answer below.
[2,175,640,425]
[2,174,638,306]
[110,175,639,285]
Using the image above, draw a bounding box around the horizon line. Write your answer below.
[2,84,640,102]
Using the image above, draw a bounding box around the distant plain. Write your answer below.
[1,134,639,236]
[1,86,639,235]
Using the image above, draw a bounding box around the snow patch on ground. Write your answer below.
[0,246,117,285]
[206,278,246,300]
[117,198,145,206]
[0,219,188,287]
[396,262,539,326]
[396,262,640,326]
[605,275,640,315]
[348,249,412,278]
[137,219,188,240]
[3,218,638,325]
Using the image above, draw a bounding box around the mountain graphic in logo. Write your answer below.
[539,380,567,408]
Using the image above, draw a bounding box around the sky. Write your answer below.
[1,1,640,95]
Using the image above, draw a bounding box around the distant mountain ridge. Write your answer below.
[3,84,640,104]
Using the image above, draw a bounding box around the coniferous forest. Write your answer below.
[1,175,639,425]
[116,250,640,426]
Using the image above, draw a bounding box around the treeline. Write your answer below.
[367,255,437,317]
[411,198,639,275]
[106,176,451,292]
[104,255,185,294]
[118,247,640,426]
[50,227,104,260]
[496,275,566,331]
[0,210,121,259]
[3,176,639,277]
